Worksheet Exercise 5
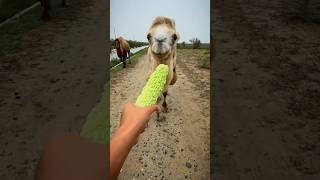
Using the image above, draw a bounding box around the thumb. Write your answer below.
[143,104,159,114]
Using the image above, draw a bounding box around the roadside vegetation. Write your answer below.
[81,82,109,144]
[110,58,121,68]
[110,39,148,50]
[177,38,210,49]
[0,0,37,22]
[110,47,147,69]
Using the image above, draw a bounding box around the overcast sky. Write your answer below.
[110,0,210,43]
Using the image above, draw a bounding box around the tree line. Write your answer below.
[177,38,210,49]
[110,39,148,50]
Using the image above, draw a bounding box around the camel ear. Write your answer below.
[171,18,176,27]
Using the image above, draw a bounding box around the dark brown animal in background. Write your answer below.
[115,37,131,68]
[39,0,67,20]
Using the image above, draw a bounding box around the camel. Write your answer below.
[146,16,179,115]
[39,0,67,20]
[115,37,131,68]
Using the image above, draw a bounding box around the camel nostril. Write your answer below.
[156,37,166,43]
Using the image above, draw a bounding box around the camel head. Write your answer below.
[147,16,179,56]
[115,38,120,49]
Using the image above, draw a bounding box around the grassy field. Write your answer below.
[177,48,210,69]
[110,58,121,68]
[0,0,37,22]
[80,82,110,144]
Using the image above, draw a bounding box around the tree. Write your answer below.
[189,38,201,49]
[182,41,186,48]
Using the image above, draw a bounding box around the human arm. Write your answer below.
[109,103,158,180]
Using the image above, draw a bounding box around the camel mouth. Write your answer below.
[152,48,170,54]
[152,50,168,55]
[151,50,170,59]
[151,44,171,55]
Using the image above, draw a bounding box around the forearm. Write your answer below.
[109,126,138,179]
[109,103,157,179]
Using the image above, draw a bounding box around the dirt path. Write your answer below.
[213,0,320,179]
[110,50,210,179]
[0,0,107,179]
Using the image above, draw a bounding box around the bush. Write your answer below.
[189,38,201,49]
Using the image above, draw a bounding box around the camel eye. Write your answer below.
[147,34,151,41]
[172,34,177,41]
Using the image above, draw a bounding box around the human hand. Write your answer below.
[117,102,159,146]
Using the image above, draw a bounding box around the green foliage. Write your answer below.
[181,41,186,48]
[110,38,148,49]
[177,42,192,49]
[189,38,202,49]
[127,40,148,48]
[177,41,210,49]
[110,58,121,68]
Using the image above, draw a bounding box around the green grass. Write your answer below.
[130,48,148,62]
[0,0,37,23]
[80,82,110,144]
[110,58,121,68]
[199,58,210,69]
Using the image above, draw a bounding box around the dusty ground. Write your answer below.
[213,0,320,179]
[0,0,106,179]
[110,49,210,179]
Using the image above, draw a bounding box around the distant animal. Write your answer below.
[115,37,131,68]
[146,16,179,115]
[39,0,67,20]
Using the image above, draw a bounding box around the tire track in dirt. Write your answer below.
[110,53,210,180]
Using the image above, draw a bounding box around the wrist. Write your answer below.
[115,124,139,147]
